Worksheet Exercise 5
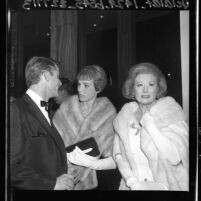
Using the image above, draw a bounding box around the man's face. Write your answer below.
[47,68,62,98]
[54,89,69,104]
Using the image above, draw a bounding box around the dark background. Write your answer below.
[10,10,182,111]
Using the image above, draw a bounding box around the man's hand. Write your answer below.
[67,162,89,185]
[54,174,74,190]
[72,165,89,185]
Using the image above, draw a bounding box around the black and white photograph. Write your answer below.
[6,0,198,201]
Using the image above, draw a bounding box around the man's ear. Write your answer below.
[43,71,51,81]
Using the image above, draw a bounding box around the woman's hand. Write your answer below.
[128,180,168,190]
[67,146,98,168]
[126,177,137,189]
[140,112,155,129]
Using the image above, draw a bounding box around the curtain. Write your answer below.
[50,11,78,80]
[117,11,136,90]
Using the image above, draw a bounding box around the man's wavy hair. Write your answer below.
[25,56,59,88]
[77,65,107,92]
[122,62,167,100]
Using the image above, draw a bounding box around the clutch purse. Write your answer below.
[65,137,100,157]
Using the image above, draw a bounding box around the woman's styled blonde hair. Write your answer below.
[77,65,107,92]
[122,62,167,100]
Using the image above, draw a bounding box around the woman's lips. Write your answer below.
[141,95,150,98]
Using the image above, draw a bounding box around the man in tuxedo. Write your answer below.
[10,56,74,190]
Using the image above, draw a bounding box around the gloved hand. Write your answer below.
[126,177,137,189]
[127,179,168,190]
[67,146,98,168]
[140,112,155,129]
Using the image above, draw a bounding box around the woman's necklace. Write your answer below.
[80,101,97,118]
[81,106,91,117]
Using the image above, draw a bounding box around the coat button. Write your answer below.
[144,178,147,181]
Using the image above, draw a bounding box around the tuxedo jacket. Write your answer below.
[10,94,68,190]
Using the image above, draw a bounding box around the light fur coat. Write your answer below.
[113,96,189,191]
[53,95,116,190]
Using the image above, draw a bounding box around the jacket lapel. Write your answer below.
[23,94,66,158]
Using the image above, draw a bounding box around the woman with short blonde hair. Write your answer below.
[53,65,116,190]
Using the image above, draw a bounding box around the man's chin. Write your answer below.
[79,97,87,102]
[51,93,59,99]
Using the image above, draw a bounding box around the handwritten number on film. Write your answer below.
[51,0,66,8]
[22,0,139,10]
[22,0,31,10]
[79,0,138,9]
[22,0,189,10]
[75,0,137,9]
[22,0,49,9]
[75,0,106,9]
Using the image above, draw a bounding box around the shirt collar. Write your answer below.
[26,89,51,125]
[26,88,44,108]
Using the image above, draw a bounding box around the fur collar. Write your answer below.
[115,96,186,130]
[149,96,186,129]
[53,95,116,146]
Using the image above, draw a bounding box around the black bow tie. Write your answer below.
[40,101,49,112]
[40,100,52,125]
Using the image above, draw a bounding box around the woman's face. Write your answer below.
[133,73,159,106]
[77,78,98,102]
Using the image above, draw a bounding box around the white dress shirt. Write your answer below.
[26,89,51,125]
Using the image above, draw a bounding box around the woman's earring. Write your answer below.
[131,94,135,100]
